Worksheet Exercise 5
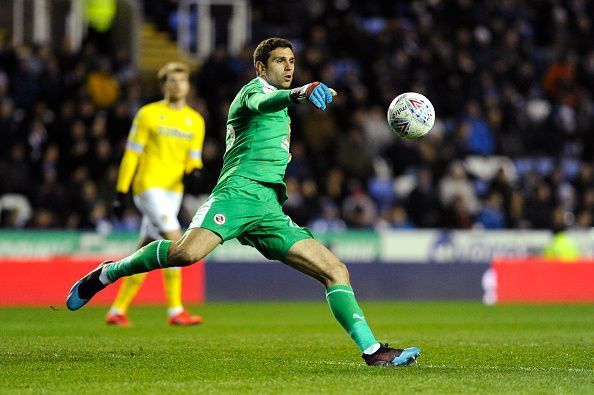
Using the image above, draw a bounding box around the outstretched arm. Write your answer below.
[246,82,337,113]
[246,90,293,114]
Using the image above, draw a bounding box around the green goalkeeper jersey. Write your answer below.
[217,77,294,193]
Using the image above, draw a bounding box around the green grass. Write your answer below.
[1,302,593,394]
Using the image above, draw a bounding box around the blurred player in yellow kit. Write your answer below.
[108,62,205,326]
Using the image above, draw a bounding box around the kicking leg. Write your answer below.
[284,239,420,366]
[66,228,221,311]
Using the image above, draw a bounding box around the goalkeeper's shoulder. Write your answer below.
[243,77,275,96]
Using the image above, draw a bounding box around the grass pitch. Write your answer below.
[1,301,593,394]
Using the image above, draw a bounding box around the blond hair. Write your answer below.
[157,62,190,84]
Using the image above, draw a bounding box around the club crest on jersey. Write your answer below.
[214,213,226,225]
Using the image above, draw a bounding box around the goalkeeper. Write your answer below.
[68,38,420,366]
[108,62,204,326]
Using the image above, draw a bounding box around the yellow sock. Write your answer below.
[163,267,183,313]
[111,273,148,314]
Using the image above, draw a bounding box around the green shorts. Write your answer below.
[188,176,314,261]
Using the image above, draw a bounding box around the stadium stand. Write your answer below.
[1,0,593,232]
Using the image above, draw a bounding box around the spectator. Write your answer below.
[543,52,576,100]
[86,57,120,108]
[0,145,33,196]
[0,98,18,151]
[574,209,592,229]
[406,167,442,228]
[309,199,346,233]
[442,196,474,229]
[377,204,415,230]
[476,191,506,229]
[342,181,377,229]
[336,128,374,181]
[525,181,555,229]
[463,100,495,155]
[439,161,480,215]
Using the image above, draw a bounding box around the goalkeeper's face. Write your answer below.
[261,47,295,89]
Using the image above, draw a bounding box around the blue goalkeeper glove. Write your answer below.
[290,82,335,110]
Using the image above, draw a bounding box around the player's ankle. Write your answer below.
[98,264,112,285]
[108,307,125,315]
[168,306,184,317]
[363,343,381,355]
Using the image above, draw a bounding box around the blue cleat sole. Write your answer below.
[66,280,89,311]
[65,261,110,311]
[391,347,421,366]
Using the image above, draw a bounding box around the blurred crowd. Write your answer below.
[2,0,594,233]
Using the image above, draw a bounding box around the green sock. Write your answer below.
[325,285,378,352]
[105,240,171,283]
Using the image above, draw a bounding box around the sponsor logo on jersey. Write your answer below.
[214,214,226,225]
[157,126,192,140]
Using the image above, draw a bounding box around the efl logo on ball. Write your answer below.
[387,92,435,139]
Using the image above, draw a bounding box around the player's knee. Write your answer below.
[326,261,350,285]
[167,242,197,267]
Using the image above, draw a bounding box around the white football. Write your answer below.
[387,92,435,139]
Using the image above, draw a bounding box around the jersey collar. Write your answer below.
[257,77,277,93]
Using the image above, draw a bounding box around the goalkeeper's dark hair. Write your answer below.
[253,38,294,67]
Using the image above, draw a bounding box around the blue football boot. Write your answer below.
[363,344,421,366]
[66,261,111,311]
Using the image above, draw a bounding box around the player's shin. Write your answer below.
[325,285,379,353]
[104,240,172,283]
